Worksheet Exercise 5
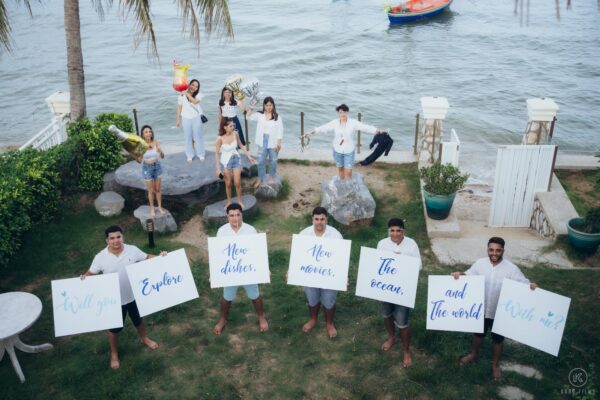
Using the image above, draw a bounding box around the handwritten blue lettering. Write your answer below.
[141,272,184,295]
[58,292,116,316]
[445,282,468,299]
[429,300,448,320]
[429,299,483,321]
[377,258,397,276]
[300,264,334,277]
[539,311,565,331]
[499,300,535,321]
[370,279,403,294]
[222,242,248,261]
[308,244,332,262]
[220,258,255,275]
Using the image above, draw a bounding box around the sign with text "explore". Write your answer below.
[492,279,570,356]
[126,248,199,317]
[355,247,420,308]
[287,234,351,291]
[208,233,270,288]
[51,273,122,337]
[426,275,485,333]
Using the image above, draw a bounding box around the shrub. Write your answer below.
[419,162,469,195]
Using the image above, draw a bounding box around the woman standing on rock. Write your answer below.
[305,104,384,181]
[217,87,247,146]
[176,79,206,163]
[247,96,283,188]
[215,117,256,209]
[140,125,165,217]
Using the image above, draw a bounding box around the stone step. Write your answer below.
[202,195,258,226]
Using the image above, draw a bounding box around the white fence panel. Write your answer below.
[440,128,460,166]
[19,115,69,151]
[489,145,556,227]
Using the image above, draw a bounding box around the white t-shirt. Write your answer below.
[376,237,422,270]
[465,257,530,319]
[89,244,147,305]
[248,112,284,149]
[220,102,238,118]
[314,118,377,154]
[299,224,342,239]
[217,222,257,237]
[178,93,204,119]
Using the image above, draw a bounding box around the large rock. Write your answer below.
[133,206,178,233]
[94,191,125,217]
[320,173,376,225]
[103,171,126,194]
[116,151,254,196]
[202,195,258,226]
[254,175,283,199]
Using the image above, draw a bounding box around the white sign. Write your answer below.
[287,234,351,291]
[208,233,270,288]
[51,273,122,337]
[355,247,420,308]
[126,248,199,317]
[426,275,485,333]
[492,279,570,356]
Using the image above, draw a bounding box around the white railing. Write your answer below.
[440,128,460,166]
[19,114,70,151]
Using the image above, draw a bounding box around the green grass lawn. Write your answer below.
[0,163,598,399]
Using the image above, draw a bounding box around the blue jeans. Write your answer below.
[258,135,278,180]
[182,116,205,160]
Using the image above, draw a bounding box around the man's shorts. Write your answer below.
[475,318,504,343]
[382,302,410,329]
[109,301,143,333]
[304,287,337,309]
[142,162,163,181]
[332,150,355,169]
[223,284,260,302]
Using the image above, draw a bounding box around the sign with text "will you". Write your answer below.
[51,273,122,337]
[208,233,270,288]
[492,279,570,356]
[355,247,420,308]
[127,248,199,317]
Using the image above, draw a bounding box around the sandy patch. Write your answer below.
[170,214,208,261]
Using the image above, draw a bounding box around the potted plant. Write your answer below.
[567,206,600,251]
[420,162,469,220]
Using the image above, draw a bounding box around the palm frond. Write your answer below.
[1,0,36,52]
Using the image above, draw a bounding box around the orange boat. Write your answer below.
[387,0,453,23]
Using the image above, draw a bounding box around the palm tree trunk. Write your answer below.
[64,0,86,119]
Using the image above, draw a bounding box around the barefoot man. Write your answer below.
[376,218,421,367]
[81,225,164,369]
[452,237,537,381]
[299,207,343,338]
[213,203,269,335]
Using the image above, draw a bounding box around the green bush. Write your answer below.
[0,149,61,266]
[419,162,469,195]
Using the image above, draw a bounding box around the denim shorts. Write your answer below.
[332,150,355,169]
[223,284,260,302]
[304,287,337,309]
[382,302,410,329]
[222,154,241,170]
[142,162,162,180]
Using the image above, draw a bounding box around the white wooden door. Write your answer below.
[489,145,557,227]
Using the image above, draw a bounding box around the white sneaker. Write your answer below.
[198,156,205,162]
[187,158,193,164]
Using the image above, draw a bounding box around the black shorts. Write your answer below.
[109,301,143,334]
[475,318,504,343]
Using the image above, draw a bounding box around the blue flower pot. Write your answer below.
[567,218,600,251]
[423,190,456,220]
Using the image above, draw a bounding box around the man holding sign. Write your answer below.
[81,225,166,370]
[299,207,343,338]
[213,203,269,335]
[377,218,421,367]
[451,237,537,381]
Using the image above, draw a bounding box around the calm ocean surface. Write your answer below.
[1,0,599,169]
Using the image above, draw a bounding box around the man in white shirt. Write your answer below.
[213,203,269,335]
[376,218,421,368]
[299,207,343,338]
[452,237,537,381]
[81,225,166,370]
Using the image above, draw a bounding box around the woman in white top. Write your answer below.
[140,125,165,217]
[247,96,283,188]
[176,79,206,163]
[215,117,256,209]
[305,104,384,181]
[217,87,247,146]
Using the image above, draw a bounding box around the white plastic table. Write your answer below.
[0,292,53,383]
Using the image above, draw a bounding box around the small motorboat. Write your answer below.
[386,0,453,24]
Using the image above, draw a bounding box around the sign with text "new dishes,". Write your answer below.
[426,275,485,333]
[492,279,570,356]
[287,234,351,291]
[51,273,122,337]
[208,233,270,288]
[355,247,421,308]
[126,248,199,317]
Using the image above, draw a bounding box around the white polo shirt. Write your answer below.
[299,224,342,239]
[465,257,530,319]
[376,237,422,270]
[89,244,147,305]
[217,222,257,237]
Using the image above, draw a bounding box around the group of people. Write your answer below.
[83,205,536,381]
[138,77,388,215]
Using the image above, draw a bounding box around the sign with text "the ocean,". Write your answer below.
[355,247,420,308]
[492,279,570,356]
[426,275,485,333]
[126,248,199,317]
[208,233,270,288]
[287,234,351,291]
[51,273,122,337]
